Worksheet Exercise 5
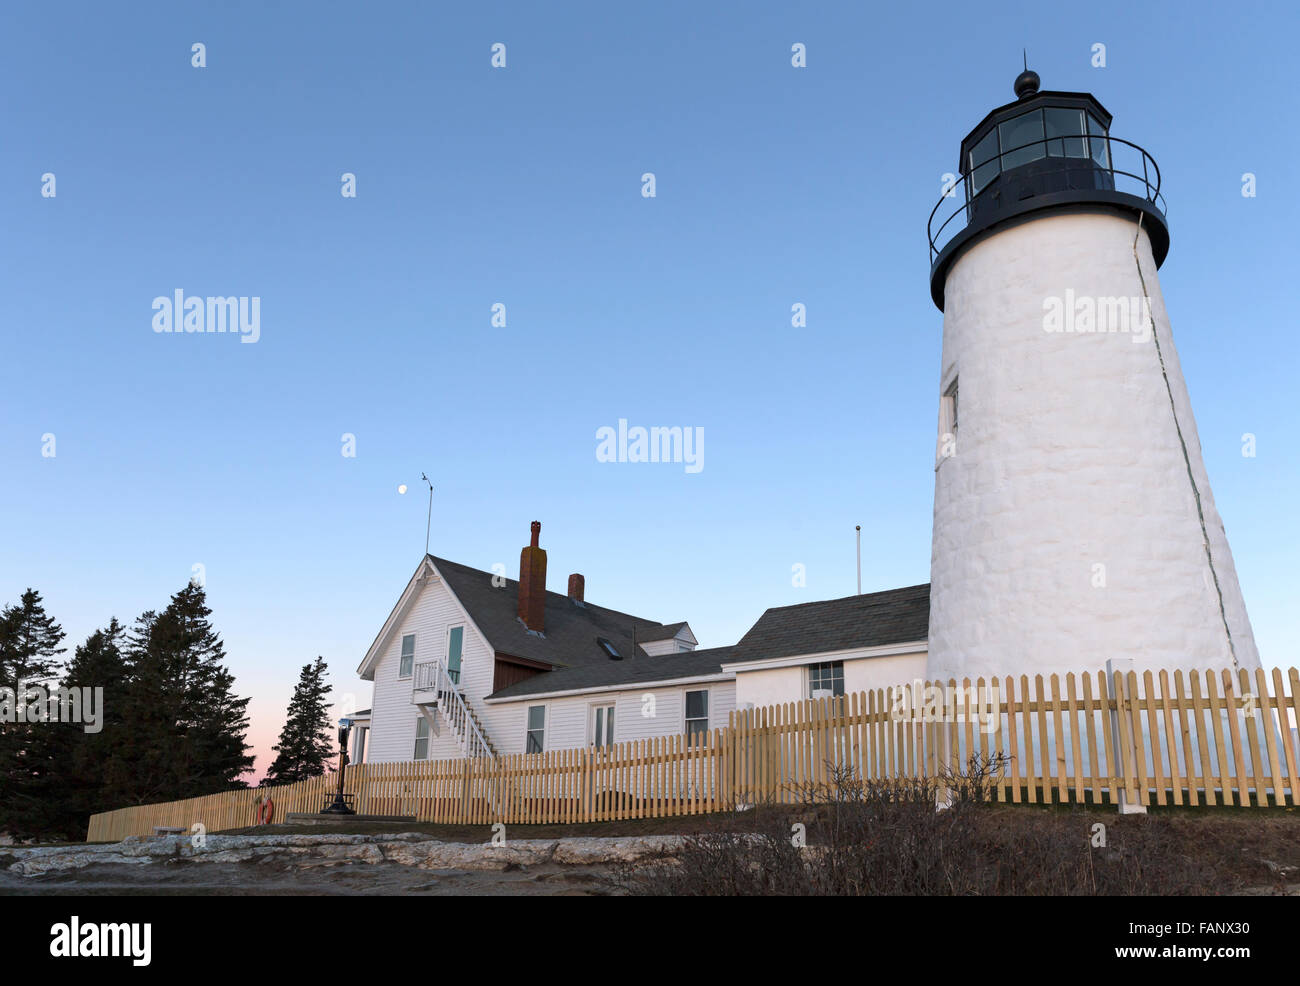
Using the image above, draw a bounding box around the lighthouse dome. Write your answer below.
[927,70,1168,311]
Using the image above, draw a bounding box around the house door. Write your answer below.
[446,626,463,685]
[592,704,615,747]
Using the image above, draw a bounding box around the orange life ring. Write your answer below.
[257,797,274,825]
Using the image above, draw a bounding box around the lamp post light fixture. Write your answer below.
[320,723,356,815]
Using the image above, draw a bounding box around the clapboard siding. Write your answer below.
[490,680,737,754]
[368,573,494,763]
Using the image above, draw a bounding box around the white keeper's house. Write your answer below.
[345,521,929,765]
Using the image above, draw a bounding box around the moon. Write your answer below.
[397,484,408,495]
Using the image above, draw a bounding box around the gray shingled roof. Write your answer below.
[487,646,735,700]
[430,555,672,670]
[429,553,927,698]
[726,584,930,664]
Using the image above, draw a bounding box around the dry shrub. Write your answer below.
[617,755,1258,896]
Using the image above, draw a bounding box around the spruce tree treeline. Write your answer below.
[0,582,263,842]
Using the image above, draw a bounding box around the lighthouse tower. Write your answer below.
[924,68,1261,684]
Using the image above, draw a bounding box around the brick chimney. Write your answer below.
[517,521,547,632]
[567,573,585,604]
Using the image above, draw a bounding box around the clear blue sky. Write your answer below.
[3,1,1297,775]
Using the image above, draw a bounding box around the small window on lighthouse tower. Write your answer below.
[937,377,959,468]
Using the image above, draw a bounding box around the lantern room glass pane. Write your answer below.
[969,129,1000,195]
[998,109,1045,170]
[1088,113,1110,169]
[1044,107,1088,157]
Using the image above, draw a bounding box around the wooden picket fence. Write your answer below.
[86,665,1300,841]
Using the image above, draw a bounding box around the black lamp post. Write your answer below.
[321,724,356,815]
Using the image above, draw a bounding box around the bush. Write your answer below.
[616,755,1251,896]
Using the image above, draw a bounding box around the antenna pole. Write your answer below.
[421,473,434,555]
[856,525,862,595]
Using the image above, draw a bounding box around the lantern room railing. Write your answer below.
[927,134,1167,268]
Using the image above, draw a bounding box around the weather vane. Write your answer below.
[421,472,434,555]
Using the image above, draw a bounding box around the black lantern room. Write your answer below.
[927,67,1169,310]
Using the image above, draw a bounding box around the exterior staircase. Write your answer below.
[411,660,497,760]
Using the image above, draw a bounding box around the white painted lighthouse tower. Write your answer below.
[924,68,1261,684]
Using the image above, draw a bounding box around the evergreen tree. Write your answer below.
[108,583,254,804]
[48,620,129,839]
[0,588,67,688]
[103,611,168,804]
[0,590,67,840]
[264,657,335,786]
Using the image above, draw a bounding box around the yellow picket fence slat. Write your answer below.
[86,666,1300,841]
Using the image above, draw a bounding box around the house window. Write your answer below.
[399,634,415,678]
[685,689,709,739]
[446,626,464,684]
[592,704,615,747]
[414,717,429,760]
[809,661,845,698]
[526,705,545,754]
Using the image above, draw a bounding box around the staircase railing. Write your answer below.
[412,660,494,760]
